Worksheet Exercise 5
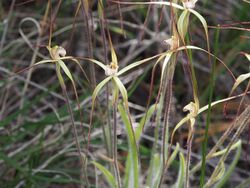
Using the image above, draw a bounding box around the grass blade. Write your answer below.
[136,104,156,141]
[174,152,186,188]
[118,104,139,188]
[146,153,161,188]
[92,161,118,188]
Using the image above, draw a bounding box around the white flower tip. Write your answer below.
[164,36,179,50]
[164,38,173,46]
[183,0,197,9]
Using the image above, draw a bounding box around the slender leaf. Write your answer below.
[229,73,250,96]
[167,143,180,167]
[116,1,184,10]
[177,9,190,40]
[113,77,128,107]
[58,60,74,82]
[108,34,118,65]
[92,76,112,104]
[189,9,210,51]
[117,53,163,76]
[84,58,107,71]
[160,52,173,86]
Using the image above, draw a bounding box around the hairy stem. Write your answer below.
[56,64,89,188]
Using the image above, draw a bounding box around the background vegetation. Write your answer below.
[0,0,250,187]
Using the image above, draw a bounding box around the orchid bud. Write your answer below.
[164,36,179,50]
[50,46,66,60]
[105,62,119,76]
[183,102,198,117]
[57,46,66,57]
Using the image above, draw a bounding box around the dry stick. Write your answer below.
[117,0,125,37]
[67,0,81,51]
[157,4,165,28]
[208,25,250,32]
[51,0,62,28]
[205,104,250,187]
[138,2,152,42]
[80,0,96,87]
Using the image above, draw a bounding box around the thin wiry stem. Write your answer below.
[185,126,194,188]
[56,66,89,188]
[99,8,113,161]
